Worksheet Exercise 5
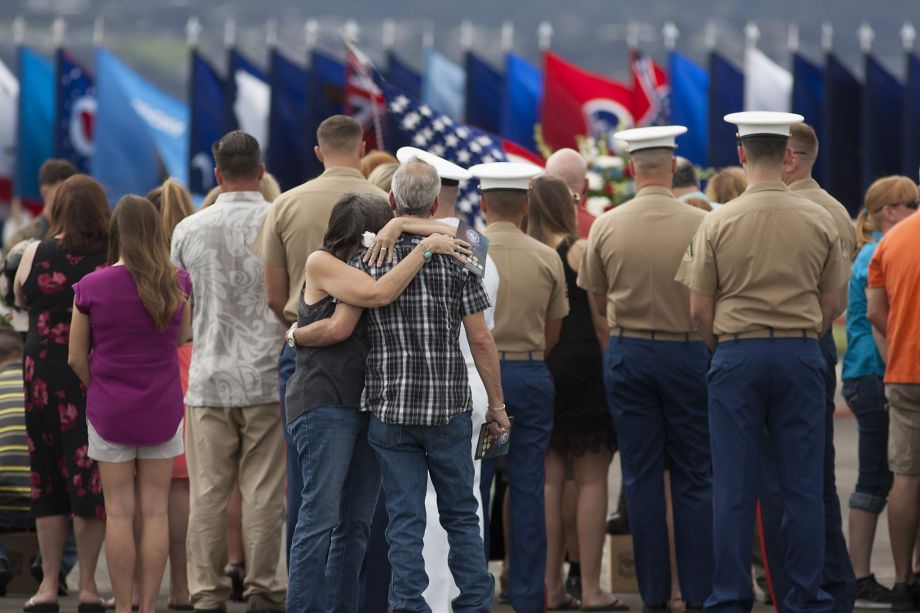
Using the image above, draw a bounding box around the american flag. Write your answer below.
[381,82,507,228]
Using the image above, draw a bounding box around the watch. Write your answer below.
[285,323,297,349]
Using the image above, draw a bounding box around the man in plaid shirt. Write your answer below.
[356,159,508,612]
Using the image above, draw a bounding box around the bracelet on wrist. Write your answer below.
[489,404,506,412]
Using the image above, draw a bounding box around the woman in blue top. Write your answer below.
[842,175,919,606]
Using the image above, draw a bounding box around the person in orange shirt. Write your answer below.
[866,189,920,611]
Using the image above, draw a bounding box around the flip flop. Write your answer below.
[582,598,630,611]
[78,602,107,613]
[167,605,194,611]
[549,595,582,610]
[23,597,59,613]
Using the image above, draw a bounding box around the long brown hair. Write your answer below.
[109,196,183,332]
[705,167,747,204]
[146,179,195,244]
[856,176,919,255]
[48,175,110,254]
[525,175,577,246]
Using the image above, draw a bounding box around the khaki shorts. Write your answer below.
[88,420,184,463]
[887,383,920,476]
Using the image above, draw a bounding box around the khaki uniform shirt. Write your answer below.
[675,181,848,336]
[484,221,569,353]
[578,185,706,333]
[256,167,386,321]
[788,178,857,263]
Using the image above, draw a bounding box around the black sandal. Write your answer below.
[225,561,245,602]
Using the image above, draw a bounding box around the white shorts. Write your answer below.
[87,420,184,463]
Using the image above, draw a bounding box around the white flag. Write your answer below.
[0,57,19,199]
[233,69,270,151]
[744,46,792,112]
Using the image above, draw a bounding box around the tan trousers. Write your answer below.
[186,403,286,609]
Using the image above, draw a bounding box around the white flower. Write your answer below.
[594,155,623,170]
[362,231,376,248]
[587,171,604,191]
[587,196,612,217]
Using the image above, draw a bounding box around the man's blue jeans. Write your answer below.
[286,406,380,613]
[278,345,299,562]
[368,412,493,613]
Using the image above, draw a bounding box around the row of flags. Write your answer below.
[2,38,920,222]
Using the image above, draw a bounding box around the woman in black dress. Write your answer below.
[14,175,110,612]
[526,175,621,611]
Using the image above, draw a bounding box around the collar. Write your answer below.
[637,185,676,198]
[787,178,820,192]
[214,191,266,205]
[676,190,707,202]
[871,231,883,240]
[486,221,523,233]
[744,181,790,195]
[320,167,365,179]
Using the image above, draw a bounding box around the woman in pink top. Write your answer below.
[68,196,191,613]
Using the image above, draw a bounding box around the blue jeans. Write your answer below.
[706,339,833,613]
[604,338,713,606]
[278,345,299,562]
[369,412,493,613]
[286,407,380,613]
[842,376,893,513]
[479,359,553,613]
[358,493,390,613]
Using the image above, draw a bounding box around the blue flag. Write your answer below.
[16,47,55,208]
[188,49,224,197]
[903,52,920,179]
[304,50,345,179]
[92,48,188,203]
[707,52,744,170]
[268,49,309,192]
[383,81,506,228]
[226,49,270,149]
[668,50,708,167]
[862,54,903,190]
[500,53,542,153]
[791,52,824,184]
[822,53,862,215]
[464,53,503,134]
[55,49,95,174]
[385,51,421,99]
[422,49,465,121]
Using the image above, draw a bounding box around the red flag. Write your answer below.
[630,49,669,127]
[541,51,634,151]
[343,40,385,149]
[501,138,545,167]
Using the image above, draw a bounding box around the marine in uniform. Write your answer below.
[675,112,849,613]
[578,126,713,610]
[472,162,569,613]
[756,123,858,612]
[395,147,502,611]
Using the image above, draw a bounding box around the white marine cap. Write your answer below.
[396,146,472,182]
[468,161,543,192]
[724,111,805,138]
[613,125,688,153]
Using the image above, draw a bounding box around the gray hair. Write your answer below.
[391,159,440,216]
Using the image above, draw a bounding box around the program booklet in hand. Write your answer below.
[475,417,514,460]
[455,219,489,278]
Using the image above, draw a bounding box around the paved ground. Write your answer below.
[0,410,893,612]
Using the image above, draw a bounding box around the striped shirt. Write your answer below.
[0,363,29,514]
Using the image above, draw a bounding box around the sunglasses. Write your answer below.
[887,199,920,210]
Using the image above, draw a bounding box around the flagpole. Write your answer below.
[12,16,25,46]
[857,22,874,55]
[422,21,434,50]
[266,18,278,50]
[902,22,917,53]
[305,19,318,53]
[382,19,396,51]
[787,23,799,53]
[224,17,237,50]
[704,20,717,53]
[538,21,553,51]
[93,16,104,47]
[186,16,201,197]
[51,17,66,50]
[460,20,474,52]
[821,23,833,55]
[500,21,514,54]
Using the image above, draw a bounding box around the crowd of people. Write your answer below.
[0,108,917,613]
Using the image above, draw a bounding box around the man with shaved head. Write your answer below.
[545,148,596,238]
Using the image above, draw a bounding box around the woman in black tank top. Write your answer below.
[282,193,469,611]
[527,176,623,611]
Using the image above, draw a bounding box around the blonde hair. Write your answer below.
[146,179,194,244]
[855,175,919,254]
[705,167,747,205]
[260,172,282,202]
[525,175,577,246]
[368,163,399,192]
[200,186,221,209]
[360,150,398,178]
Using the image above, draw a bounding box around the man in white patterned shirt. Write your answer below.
[171,131,286,613]
[357,159,508,612]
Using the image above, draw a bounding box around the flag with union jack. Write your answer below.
[630,49,670,127]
